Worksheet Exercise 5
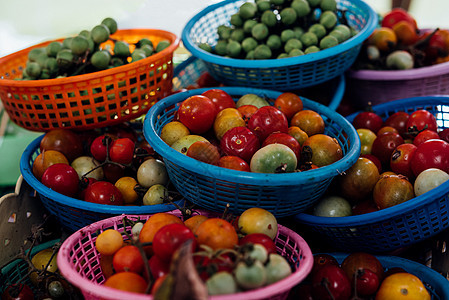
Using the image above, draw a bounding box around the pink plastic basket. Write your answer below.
[57,211,313,300]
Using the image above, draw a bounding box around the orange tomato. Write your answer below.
[104,272,147,294]
[290,110,325,137]
[393,20,418,46]
[375,272,430,300]
[237,105,258,124]
[274,92,303,120]
[184,215,209,233]
[213,112,246,140]
[186,141,221,165]
[288,126,309,146]
[95,229,124,256]
[139,213,183,254]
[32,150,69,181]
[369,27,397,52]
[195,218,238,250]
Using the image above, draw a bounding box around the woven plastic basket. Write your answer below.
[172,56,346,111]
[181,0,377,91]
[295,96,449,253]
[19,135,183,233]
[331,253,449,300]
[0,239,59,294]
[56,211,313,300]
[0,29,179,132]
[143,87,360,218]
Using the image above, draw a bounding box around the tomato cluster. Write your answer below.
[353,8,449,70]
[33,124,172,206]
[312,107,449,217]
[95,207,292,296]
[293,252,431,300]
[161,89,343,173]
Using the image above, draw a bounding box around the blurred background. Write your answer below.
[1,0,449,57]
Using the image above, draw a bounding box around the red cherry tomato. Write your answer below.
[152,223,197,263]
[237,105,258,125]
[148,255,170,281]
[360,154,382,174]
[84,181,124,205]
[274,92,303,120]
[193,253,235,281]
[90,135,110,162]
[113,245,145,274]
[390,143,417,180]
[411,139,449,176]
[220,126,260,162]
[262,132,301,161]
[41,163,79,197]
[109,138,135,164]
[247,106,289,142]
[406,110,438,134]
[238,233,277,254]
[78,177,97,200]
[178,95,217,134]
[218,155,251,172]
[354,268,380,296]
[201,89,236,113]
[310,254,339,277]
[413,129,440,146]
[381,7,417,29]
[384,111,410,138]
[311,264,351,300]
[371,131,404,166]
[352,111,384,134]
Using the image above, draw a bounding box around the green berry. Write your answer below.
[141,44,154,56]
[320,35,339,49]
[242,37,258,53]
[308,24,327,39]
[230,28,245,42]
[261,10,277,27]
[270,0,284,5]
[25,62,41,78]
[28,48,46,62]
[284,38,303,53]
[320,0,337,11]
[252,23,269,41]
[277,53,290,59]
[300,32,318,47]
[40,68,51,79]
[257,0,271,12]
[79,30,91,39]
[280,8,297,25]
[114,40,130,57]
[246,50,255,59]
[56,49,74,69]
[91,24,110,44]
[111,57,125,67]
[218,26,232,40]
[91,50,111,69]
[289,48,305,57]
[266,35,282,50]
[71,35,89,55]
[101,17,118,34]
[131,50,146,62]
[215,40,228,56]
[291,0,311,18]
[320,11,337,29]
[199,43,212,52]
[335,24,351,41]
[307,0,321,7]
[293,27,305,39]
[281,29,295,43]
[156,40,171,52]
[304,45,320,54]
[62,37,73,49]
[138,38,154,48]
[46,42,62,57]
[329,30,344,43]
[254,44,272,59]
[226,40,242,58]
[239,2,257,19]
[243,19,258,34]
[230,13,243,27]
[45,57,58,74]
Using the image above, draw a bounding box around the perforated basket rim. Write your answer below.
[181,0,378,69]
[295,95,449,227]
[19,135,183,215]
[57,212,314,300]
[0,29,180,86]
[172,56,347,111]
[331,253,449,298]
[143,86,360,186]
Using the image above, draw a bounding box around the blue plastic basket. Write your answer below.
[295,96,449,253]
[172,56,346,111]
[181,0,377,91]
[19,136,183,232]
[1,239,59,294]
[143,87,360,217]
[330,253,449,300]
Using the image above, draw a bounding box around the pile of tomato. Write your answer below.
[353,7,449,70]
[293,252,431,299]
[32,124,172,206]
[161,88,343,173]
[311,105,449,217]
[94,207,293,296]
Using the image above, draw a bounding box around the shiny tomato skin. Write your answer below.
[247,106,288,142]
[218,156,251,172]
[311,254,339,277]
[84,181,124,205]
[238,233,277,254]
[178,95,217,134]
[148,255,170,281]
[406,110,438,134]
[152,223,197,263]
[354,268,380,296]
[274,92,303,120]
[352,111,383,134]
[413,129,440,146]
[41,163,80,197]
[411,139,449,176]
[371,131,404,166]
[384,111,410,138]
[109,138,135,164]
[360,154,382,174]
[439,128,449,143]
[220,126,260,162]
[311,264,351,300]
[381,7,417,29]
[262,132,301,161]
[90,135,110,162]
[201,89,236,113]
[390,143,417,180]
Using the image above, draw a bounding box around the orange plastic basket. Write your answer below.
[0,29,180,132]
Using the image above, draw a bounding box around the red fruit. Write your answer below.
[310,254,339,277]
[247,106,289,142]
[90,135,110,162]
[354,268,380,296]
[196,71,220,88]
[341,252,384,285]
[109,138,135,164]
[220,126,260,162]
[202,89,236,113]
[311,264,351,300]
[371,131,404,166]
[439,128,449,143]
[178,95,217,134]
[152,223,197,263]
[239,233,277,254]
[411,139,449,176]
[40,129,83,162]
[384,111,409,138]
[406,110,438,135]
[390,143,417,180]
[84,181,124,205]
[148,255,170,281]
[113,245,145,274]
[218,156,250,172]
[381,7,417,29]
[262,132,301,161]
[41,163,80,197]
[360,154,382,174]
[2,283,34,300]
[352,111,383,134]
[413,129,440,147]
